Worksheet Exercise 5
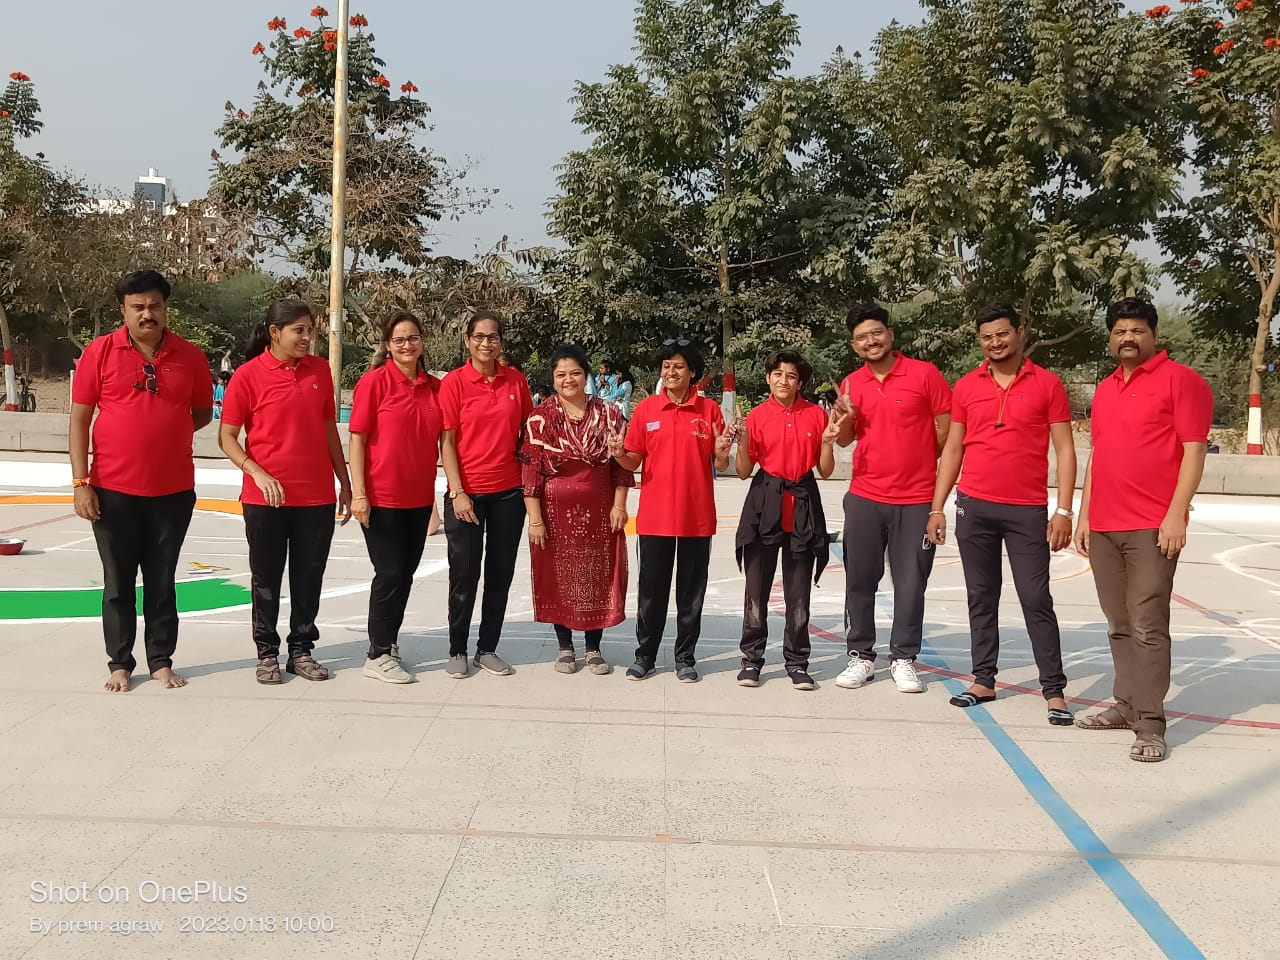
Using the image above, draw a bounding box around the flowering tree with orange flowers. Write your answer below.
[211,7,486,326]
[1150,0,1280,451]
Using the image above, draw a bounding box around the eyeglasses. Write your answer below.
[133,362,158,395]
[662,338,691,347]
[979,329,1016,345]
[851,328,888,344]
[389,335,423,347]
[469,333,502,344]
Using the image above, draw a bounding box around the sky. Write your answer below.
[3,0,929,258]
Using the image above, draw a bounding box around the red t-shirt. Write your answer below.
[349,363,443,509]
[439,361,533,494]
[220,351,338,507]
[952,359,1072,506]
[840,352,952,505]
[72,327,213,497]
[1089,351,1213,532]
[745,395,828,532]
[625,392,725,537]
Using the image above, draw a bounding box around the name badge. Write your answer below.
[646,421,661,432]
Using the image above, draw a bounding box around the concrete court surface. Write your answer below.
[0,454,1277,960]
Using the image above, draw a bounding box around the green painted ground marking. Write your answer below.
[0,578,252,620]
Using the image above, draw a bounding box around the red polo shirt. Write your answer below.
[72,326,213,497]
[220,351,337,507]
[439,361,533,494]
[350,363,443,509]
[1089,351,1212,532]
[840,352,952,505]
[951,359,1071,506]
[626,392,725,537]
[746,395,828,531]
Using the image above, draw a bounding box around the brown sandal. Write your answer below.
[1130,732,1167,762]
[285,655,330,681]
[256,656,281,685]
[1074,706,1132,731]
[554,650,577,674]
[584,649,612,675]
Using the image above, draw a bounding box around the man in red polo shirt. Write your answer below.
[1074,298,1212,763]
[926,303,1077,725]
[833,303,952,694]
[733,350,842,690]
[69,270,213,693]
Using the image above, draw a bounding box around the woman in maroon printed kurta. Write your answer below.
[520,345,632,675]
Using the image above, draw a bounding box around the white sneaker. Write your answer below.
[890,659,925,693]
[363,653,415,684]
[834,657,876,689]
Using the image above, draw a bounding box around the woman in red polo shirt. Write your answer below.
[608,339,733,683]
[439,311,534,679]
[349,311,443,684]
[218,300,352,685]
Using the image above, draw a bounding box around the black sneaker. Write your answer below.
[676,664,699,683]
[626,660,655,681]
[788,668,816,691]
[737,665,761,687]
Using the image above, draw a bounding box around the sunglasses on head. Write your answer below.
[662,338,692,347]
[133,362,158,395]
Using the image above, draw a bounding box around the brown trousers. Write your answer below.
[1088,530,1180,735]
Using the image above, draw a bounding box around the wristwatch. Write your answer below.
[448,490,461,500]
[1053,507,1074,519]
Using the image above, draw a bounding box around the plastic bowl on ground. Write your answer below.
[0,538,26,556]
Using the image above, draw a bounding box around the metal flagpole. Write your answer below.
[327,0,350,413]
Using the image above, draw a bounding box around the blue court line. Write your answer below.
[829,544,1205,958]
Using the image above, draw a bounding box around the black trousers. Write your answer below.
[443,487,525,656]
[91,487,196,674]
[843,494,935,662]
[634,535,712,667]
[243,503,335,659]
[554,624,603,651]
[360,505,432,659]
[955,492,1067,699]
[739,541,814,670]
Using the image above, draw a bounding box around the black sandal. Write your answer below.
[949,691,996,708]
[1047,708,1074,726]
[285,655,330,681]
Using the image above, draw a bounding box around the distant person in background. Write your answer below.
[439,311,534,679]
[349,311,443,684]
[608,363,634,417]
[1074,297,1212,763]
[218,299,352,685]
[212,370,231,420]
[69,270,213,692]
[521,345,632,675]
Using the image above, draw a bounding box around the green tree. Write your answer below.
[842,0,1185,378]
[549,0,876,400]
[210,7,488,338]
[1151,0,1280,451]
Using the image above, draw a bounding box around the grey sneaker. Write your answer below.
[363,653,414,684]
[474,651,514,676]
[676,664,699,683]
[446,654,470,679]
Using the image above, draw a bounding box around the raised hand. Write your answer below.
[823,404,850,443]
[607,429,627,460]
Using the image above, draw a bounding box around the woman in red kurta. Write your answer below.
[520,345,632,675]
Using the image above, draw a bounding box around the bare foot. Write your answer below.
[104,669,132,693]
[968,683,997,698]
[150,667,188,689]
[1047,696,1068,712]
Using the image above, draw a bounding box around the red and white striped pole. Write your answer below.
[1247,392,1263,455]
[721,370,736,424]
[2,347,16,412]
